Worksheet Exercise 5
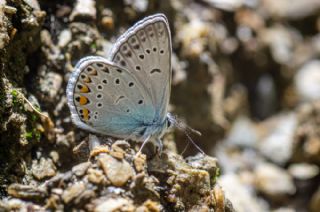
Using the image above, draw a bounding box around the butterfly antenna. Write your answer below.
[180,141,190,155]
[184,130,205,155]
[167,113,205,154]
[167,113,201,136]
[185,125,202,136]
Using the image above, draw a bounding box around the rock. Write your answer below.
[100,9,114,30]
[38,71,63,103]
[202,0,245,11]
[124,0,148,13]
[49,151,60,164]
[134,153,146,172]
[295,60,320,102]
[272,208,296,212]
[150,152,219,211]
[136,200,161,212]
[172,53,187,84]
[288,163,319,180]
[258,113,297,165]
[218,174,268,212]
[94,198,135,212]
[215,144,264,174]
[57,29,72,48]
[87,168,107,185]
[262,0,320,20]
[24,0,41,10]
[62,182,86,204]
[0,198,43,211]
[72,161,91,177]
[73,190,96,206]
[8,184,47,200]
[254,163,296,200]
[186,153,218,181]
[176,19,210,57]
[110,141,127,159]
[294,102,320,163]
[69,0,96,21]
[32,157,57,180]
[68,22,100,58]
[99,154,134,187]
[310,186,320,212]
[112,140,131,150]
[225,116,258,148]
[0,6,12,49]
[260,25,294,64]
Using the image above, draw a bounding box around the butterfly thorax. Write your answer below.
[134,115,169,141]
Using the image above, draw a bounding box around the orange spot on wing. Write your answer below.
[80,85,90,93]
[79,96,89,105]
[82,108,89,121]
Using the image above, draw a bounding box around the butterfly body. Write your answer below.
[66,14,172,142]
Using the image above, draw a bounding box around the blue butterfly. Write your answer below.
[66,14,203,153]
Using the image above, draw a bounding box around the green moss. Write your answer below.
[30,114,38,122]
[11,89,23,107]
[25,131,33,139]
[212,167,220,184]
[91,42,97,50]
[10,89,42,143]
[11,89,18,100]
[24,128,41,142]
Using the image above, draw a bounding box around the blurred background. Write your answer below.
[0,0,320,211]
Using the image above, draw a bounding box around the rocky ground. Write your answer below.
[0,0,319,211]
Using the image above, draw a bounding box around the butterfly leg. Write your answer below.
[136,135,151,157]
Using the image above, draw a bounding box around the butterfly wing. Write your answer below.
[109,13,172,123]
[66,56,155,138]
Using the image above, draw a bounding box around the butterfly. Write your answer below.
[66,14,203,153]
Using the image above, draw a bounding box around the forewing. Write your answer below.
[109,13,172,123]
[66,56,154,138]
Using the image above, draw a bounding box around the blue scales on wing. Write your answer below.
[66,56,155,140]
